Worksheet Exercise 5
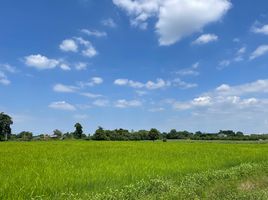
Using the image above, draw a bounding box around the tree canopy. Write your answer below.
[0,112,13,141]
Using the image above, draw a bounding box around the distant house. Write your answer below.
[50,134,59,139]
[218,133,227,138]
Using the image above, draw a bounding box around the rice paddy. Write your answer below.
[0,140,268,199]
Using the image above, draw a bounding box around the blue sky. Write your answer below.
[1,0,268,134]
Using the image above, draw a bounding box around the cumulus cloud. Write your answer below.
[102,18,117,28]
[114,78,197,90]
[192,34,218,45]
[49,101,76,111]
[250,45,268,60]
[75,37,98,58]
[59,39,78,52]
[113,0,231,45]
[53,84,78,93]
[81,29,107,37]
[114,78,170,90]
[24,54,60,70]
[215,79,268,96]
[251,24,268,35]
[59,37,98,58]
[78,77,104,87]
[171,79,268,112]
[115,99,142,108]
[0,71,10,85]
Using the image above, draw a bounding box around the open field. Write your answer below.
[0,141,268,199]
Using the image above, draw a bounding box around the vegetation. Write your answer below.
[0,141,268,199]
[0,112,13,141]
[1,112,268,199]
[1,112,268,142]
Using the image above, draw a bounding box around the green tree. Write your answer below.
[18,131,33,141]
[53,129,63,138]
[0,112,13,141]
[93,126,107,140]
[148,128,160,141]
[73,123,83,139]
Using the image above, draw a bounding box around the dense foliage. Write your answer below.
[1,112,268,141]
[0,112,13,141]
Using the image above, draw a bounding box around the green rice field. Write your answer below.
[1,141,268,199]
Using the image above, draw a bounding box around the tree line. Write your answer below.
[1,112,268,142]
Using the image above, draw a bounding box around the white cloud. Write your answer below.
[80,92,102,98]
[237,47,246,55]
[219,59,231,68]
[79,77,104,87]
[0,71,10,85]
[59,39,78,52]
[102,18,117,28]
[250,45,268,60]
[191,96,212,106]
[192,34,218,45]
[136,90,148,96]
[114,78,129,86]
[234,46,246,62]
[146,79,169,89]
[0,64,17,73]
[252,24,268,35]
[170,79,268,112]
[53,84,78,93]
[173,78,198,89]
[218,46,246,69]
[114,78,170,90]
[81,29,107,37]
[90,77,103,85]
[93,99,110,107]
[75,62,88,71]
[82,48,98,58]
[75,37,98,58]
[115,99,142,108]
[176,62,199,76]
[215,79,268,96]
[114,78,197,90]
[60,63,71,71]
[113,0,231,46]
[156,0,230,45]
[24,54,60,70]
[49,101,76,111]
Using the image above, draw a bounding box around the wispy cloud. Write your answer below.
[115,99,142,108]
[49,101,76,111]
[101,18,117,28]
[192,34,218,45]
[250,45,268,60]
[81,29,107,37]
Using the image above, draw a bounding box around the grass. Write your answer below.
[0,140,268,199]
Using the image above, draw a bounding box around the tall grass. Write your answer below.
[0,141,268,199]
